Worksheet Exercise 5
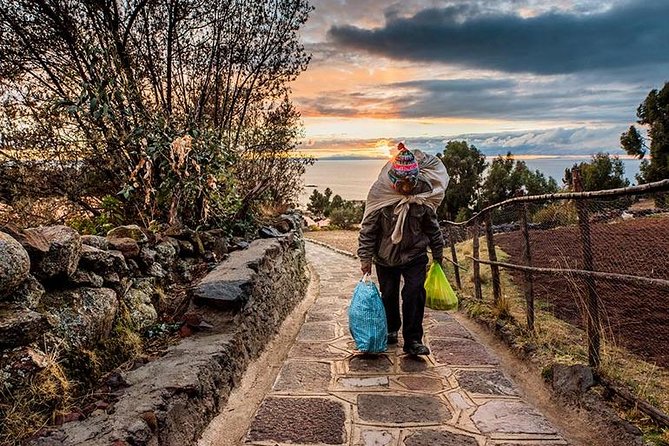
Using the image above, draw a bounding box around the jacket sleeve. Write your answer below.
[357,209,381,262]
[423,207,444,261]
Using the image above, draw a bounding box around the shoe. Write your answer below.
[403,341,430,356]
[387,331,398,345]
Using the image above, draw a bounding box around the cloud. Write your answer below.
[302,126,628,158]
[327,0,669,75]
[297,76,647,122]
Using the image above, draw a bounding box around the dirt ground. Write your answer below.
[305,230,360,255]
[494,216,669,368]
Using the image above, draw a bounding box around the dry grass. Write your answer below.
[0,347,72,445]
[447,236,669,441]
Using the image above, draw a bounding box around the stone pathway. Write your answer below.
[244,242,570,446]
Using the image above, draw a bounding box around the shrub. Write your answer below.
[532,202,578,226]
[329,202,364,229]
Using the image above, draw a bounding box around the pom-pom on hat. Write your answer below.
[388,143,419,190]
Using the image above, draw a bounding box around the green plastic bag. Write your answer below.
[425,262,458,310]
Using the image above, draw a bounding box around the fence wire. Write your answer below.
[442,180,669,418]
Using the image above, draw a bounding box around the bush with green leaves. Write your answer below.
[329,201,364,229]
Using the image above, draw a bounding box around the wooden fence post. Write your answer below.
[572,168,601,369]
[448,227,462,289]
[485,212,502,304]
[472,221,483,300]
[519,203,535,331]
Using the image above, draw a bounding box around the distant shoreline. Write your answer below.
[313,153,643,161]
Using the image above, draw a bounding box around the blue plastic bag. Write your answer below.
[348,275,388,353]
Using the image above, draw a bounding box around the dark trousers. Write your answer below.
[375,254,428,344]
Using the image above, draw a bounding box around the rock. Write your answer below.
[552,363,594,398]
[200,229,228,260]
[147,263,167,279]
[155,241,177,266]
[30,226,82,280]
[103,272,121,285]
[107,225,148,243]
[43,288,118,347]
[139,247,157,268]
[177,239,194,257]
[0,232,31,298]
[81,235,110,250]
[0,347,50,391]
[274,219,291,234]
[193,239,279,309]
[0,303,51,348]
[79,245,128,276]
[2,224,50,254]
[229,238,250,252]
[258,226,283,239]
[108,237,140,258]
[127,259,141,275]
[124,279,158,330]
[71,269,104,288]
[9,275,45,308]
[176,259,193,282]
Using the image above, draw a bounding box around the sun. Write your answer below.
[372,139,394,158]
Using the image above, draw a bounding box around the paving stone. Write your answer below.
[339,376,389,389]
[431,338,499,366]
[397,376,443,392]
[493,443,570,446]
[357,428,397,446]
[472,400,558,435]
[445,391,474,411]
[307,310,341,322]
[357,394,450,424]
[428,320,474,339]
[349,354,393,373]
[425,311,455,322]
[273,361,332,392]
[456,370,519,396]
[247,397,346,444]
[288,342,347,359]
[399,356,429,372]
[297,321,337,341]
[403,429,478,446]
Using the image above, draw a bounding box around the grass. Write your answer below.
[445,235,669,439]
[0,345,72,445]
[0,307,148,445]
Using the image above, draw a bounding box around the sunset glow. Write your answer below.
[293,0,668,159]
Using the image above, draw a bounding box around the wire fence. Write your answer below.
[441,174,669,424]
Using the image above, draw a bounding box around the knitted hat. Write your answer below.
[388,143,419,190]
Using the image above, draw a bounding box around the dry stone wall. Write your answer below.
[10,218,308,445]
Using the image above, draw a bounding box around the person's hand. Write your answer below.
[361,261,372,275]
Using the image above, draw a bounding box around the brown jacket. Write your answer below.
[358,183,444,267]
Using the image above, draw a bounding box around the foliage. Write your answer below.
[0,0,313,230]
[480,152,559,206]
[329,201,364,229]
[306,187,363,228]
[532,202,578,226]
[563,152,630,191]
[437,141,486,220]
[620,82,669,192]
[307,187,333,217]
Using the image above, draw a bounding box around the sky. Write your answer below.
[290,0,669,159]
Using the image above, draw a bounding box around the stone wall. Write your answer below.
[28,229,308,445]
[1,223,226,364]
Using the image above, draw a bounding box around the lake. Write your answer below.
[300,157,642,204]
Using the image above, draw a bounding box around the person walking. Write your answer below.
[357,143,449,355]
